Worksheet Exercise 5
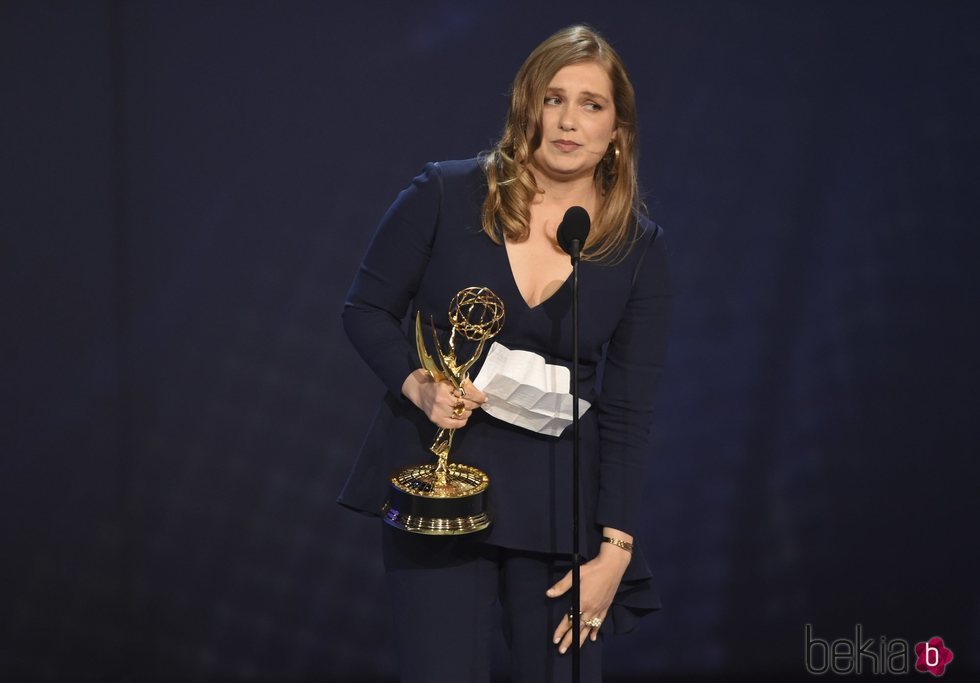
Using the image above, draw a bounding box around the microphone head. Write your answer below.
[556,206,591,256]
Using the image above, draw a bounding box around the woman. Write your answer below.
[339,24,670,682]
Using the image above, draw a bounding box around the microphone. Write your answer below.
[556,206,591,261]
[556,204,590,683]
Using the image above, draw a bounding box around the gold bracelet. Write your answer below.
[602,536,634,553]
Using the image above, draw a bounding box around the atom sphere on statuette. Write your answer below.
[449,287,505,341]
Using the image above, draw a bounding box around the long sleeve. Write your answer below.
[341,163,443,396]
[594,224,671,536]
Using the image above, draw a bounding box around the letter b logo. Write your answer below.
[914,636,953,677]
[925,642,939,667]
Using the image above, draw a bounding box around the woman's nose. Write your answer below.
[558,107,576,131]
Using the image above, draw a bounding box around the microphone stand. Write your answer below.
[570,237,582,683]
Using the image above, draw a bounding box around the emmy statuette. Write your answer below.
[382,287,505,535]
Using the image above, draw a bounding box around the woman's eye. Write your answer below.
[584,102,603,111]
[544,96,561,105]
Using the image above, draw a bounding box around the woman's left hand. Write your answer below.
[546,542,632,654]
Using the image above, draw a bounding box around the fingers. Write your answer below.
[558,621,574,654]
[427,381,482,429]
[451,382,486,410]
[459,379,488,404]
[579,614,605,644]
[551,611,606,654]
[552,612,572,652]
[547,555,618,654]
[430,408,470,430]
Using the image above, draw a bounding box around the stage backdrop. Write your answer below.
[2,1,978,681]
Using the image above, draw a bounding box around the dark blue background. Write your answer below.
[2,1,978,681]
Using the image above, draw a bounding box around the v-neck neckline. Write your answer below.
[501,239,574,311]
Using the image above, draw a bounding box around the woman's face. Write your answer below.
[528,60,618,185]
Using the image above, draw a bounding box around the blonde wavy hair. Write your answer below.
[481,25,641,263]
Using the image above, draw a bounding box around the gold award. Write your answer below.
[382,286,505,535]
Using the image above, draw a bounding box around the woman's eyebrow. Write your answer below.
[581,91,610,102]
[546,86,610,103]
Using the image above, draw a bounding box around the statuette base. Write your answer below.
[383,462,491,536]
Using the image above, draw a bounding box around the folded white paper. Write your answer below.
[472,342,591,437]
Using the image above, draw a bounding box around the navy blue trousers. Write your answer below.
[381,522,603,683]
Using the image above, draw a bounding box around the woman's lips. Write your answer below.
[552,140,581,152]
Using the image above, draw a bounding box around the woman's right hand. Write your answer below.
[401,369,487,429]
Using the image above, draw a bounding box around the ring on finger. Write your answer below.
[452,401,466,418]
[584,617,602,629]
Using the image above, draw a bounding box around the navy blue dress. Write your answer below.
[339,158,671,633]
